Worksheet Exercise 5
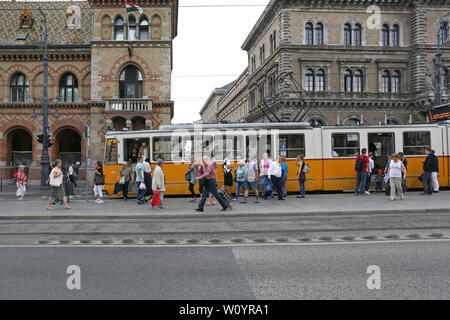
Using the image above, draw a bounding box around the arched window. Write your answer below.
[101,15,111,41]
[139,17,149,40]
[316,69,325,92]
[114,16,124,40]
[305,22,314,45]
[443,68,449,90]
[305,69,314,91]
[119,65,143,98]
[382,70,391,93]
[128,15,136,40]
[344,118,361,126]
[354,23,362,46]
[59,73,78,102]
[10,73,28,102]
[382,24,390,46]
[387,118,399,125]
[354,69,363,92]
[392,70,401,93]
[315,23,324,45]
[344,23,352,45]
[344,69,353,92]
[392,24,400,46]
[270,34,274,53]
[440,21,448,44]
[273,30,276,50]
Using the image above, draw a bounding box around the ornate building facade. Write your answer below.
[201,0,450,126]
[0,0,178,183]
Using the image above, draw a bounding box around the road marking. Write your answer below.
[0,238,449,248]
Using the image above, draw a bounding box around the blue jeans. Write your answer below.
[137,181,146,202]
[298,180,305,196]
[235,181,246,199]
[261,175,273,198]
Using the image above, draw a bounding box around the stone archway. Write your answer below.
[131,116,146,131]
[5,127,33,178]
[112,116,127,131]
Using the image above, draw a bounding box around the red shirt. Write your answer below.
[205,163,217,180]
[356,155,370,172]
[13,171,27,185]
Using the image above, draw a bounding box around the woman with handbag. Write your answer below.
[151,159,166,209]
[117,162,133,200]
[296,154,307,199]
[94,160,105,204]
[47,159,71,210]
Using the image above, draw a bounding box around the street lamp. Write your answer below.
[38,8,50,189]
[434,12,450,108]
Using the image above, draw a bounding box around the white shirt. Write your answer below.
[223,159,232,173]
[143,161,151,174]
[268,161,282,178]
[68,166,74,175]
[369,159,375,172]
[389,161,402,178]
[260,159,272,175]
[143,148,148,160]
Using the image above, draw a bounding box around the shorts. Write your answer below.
[93,184,104,197]
[224,172,233,187]
[245,181,257,191]
[51,185,65,199]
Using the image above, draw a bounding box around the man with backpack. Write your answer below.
[354,148,370,196]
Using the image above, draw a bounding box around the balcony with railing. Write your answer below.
[105,99,153,113]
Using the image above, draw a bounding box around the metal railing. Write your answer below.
[105,99,153,112]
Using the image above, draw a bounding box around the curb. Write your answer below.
[1,208,450,221]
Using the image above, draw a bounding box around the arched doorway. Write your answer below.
[132,116,146,131]
[112,116,127,131]
[6,128,32,177]
[56,128,82,171]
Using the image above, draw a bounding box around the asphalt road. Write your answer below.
[0,240,449,300]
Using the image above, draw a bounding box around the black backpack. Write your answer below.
[355,156,366,172]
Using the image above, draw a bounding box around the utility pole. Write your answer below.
[435,12,450,108]
[39,8,50,189]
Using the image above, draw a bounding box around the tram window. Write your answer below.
[124,138,149,164]
[246,136,259,160]
[216,135,244,161]
[153,136,182,161]
[279,134,305,158]
[403,132,431,155]
[104,139,118,165]
[332,133,360,157]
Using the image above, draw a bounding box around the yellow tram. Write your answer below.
[103,122,450,196]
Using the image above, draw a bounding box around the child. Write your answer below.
[375,169,384,193]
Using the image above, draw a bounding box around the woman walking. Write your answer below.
[94,160,105,204]
[387,153,407,201]
[13,165,27,201]
[260,153,272,198]
[296,154,307,198]
[118,162,133,200]
[188,156,198,202]
[233,160,246,202]
[152,159,166,209]
[47,159,71,210]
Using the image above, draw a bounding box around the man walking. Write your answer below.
[267,157,284,201]
[354,148,370,196]
[244,155,259,203]
[136,156,146,205]
[364,152,375,194]
[431,150,439,193]
[195,156,229,212]
[421,148,434,195]
[143,157,152,200]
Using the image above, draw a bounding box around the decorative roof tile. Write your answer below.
[0,1,92,46]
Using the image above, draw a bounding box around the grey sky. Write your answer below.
[172,0,270,123]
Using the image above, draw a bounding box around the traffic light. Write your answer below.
[37,134,43,144]
[47,135,53,148]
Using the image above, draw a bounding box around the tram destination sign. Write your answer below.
[429,103,450,121]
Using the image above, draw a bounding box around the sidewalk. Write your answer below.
[0,190,449,220]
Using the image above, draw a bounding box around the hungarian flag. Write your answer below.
[126,1,144,14]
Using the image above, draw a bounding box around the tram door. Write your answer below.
[368,133,395,170]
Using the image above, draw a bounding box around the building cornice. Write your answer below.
[0,53,91,62]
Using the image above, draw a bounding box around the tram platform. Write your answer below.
[0,186,449,220]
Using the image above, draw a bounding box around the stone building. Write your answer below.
[202,0,450,126]
[199,81,236,123]
[0,0,178,183]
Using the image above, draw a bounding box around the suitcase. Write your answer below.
[218,187,233,210]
